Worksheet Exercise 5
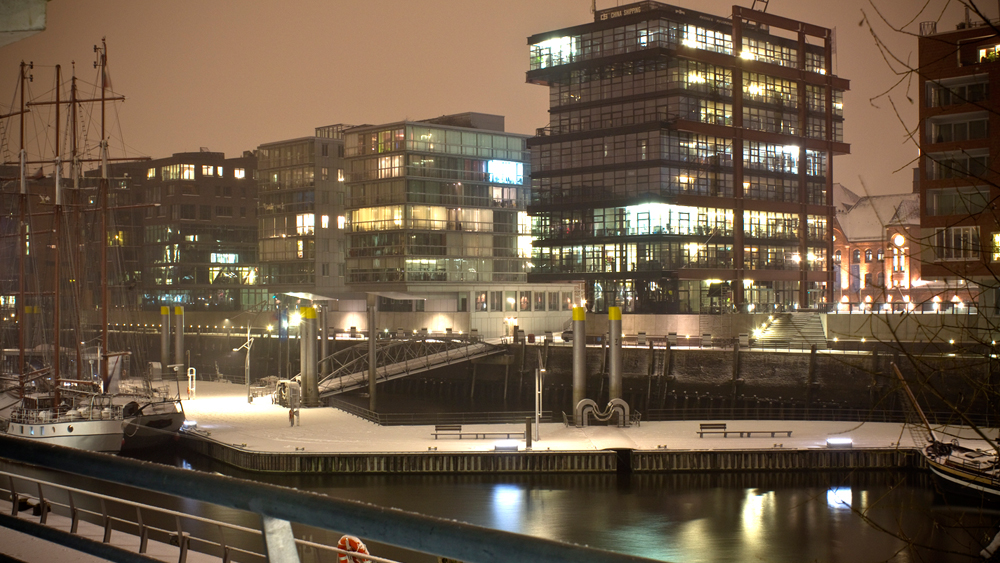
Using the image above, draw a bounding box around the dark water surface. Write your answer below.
[118,447,1000,563]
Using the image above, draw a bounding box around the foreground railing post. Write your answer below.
[101,499,112,543]
[175,515,190,563]
[68,491,79,533]
[261,514,300,563]
[36,483,47,524]
[9,476,19,516]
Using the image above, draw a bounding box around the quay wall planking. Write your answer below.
[180,433,924,475]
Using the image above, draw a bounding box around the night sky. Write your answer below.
[0,0,993,197]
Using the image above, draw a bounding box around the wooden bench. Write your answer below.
[697,423,792,438]
[697,423,728,437]
[736,430,792,438]
[432,424,525,440]
[432,424,462,439]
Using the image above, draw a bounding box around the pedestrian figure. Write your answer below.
[289,408,294,427]
[295,408,300,426]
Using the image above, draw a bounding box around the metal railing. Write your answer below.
[641,406,996,428]
[0,435,662,563]
[326,397,552,426]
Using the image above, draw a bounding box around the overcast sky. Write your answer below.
[0,0,994,197]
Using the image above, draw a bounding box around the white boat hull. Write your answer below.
[4,418,124,453]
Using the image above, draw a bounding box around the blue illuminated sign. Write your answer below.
[487,160,523,185]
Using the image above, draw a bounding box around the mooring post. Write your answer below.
[572,306,586,409]
[608,307,623,401]
[368,301,376,412]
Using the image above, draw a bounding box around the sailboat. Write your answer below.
[0,40,177,452]
[892,362,1000,499]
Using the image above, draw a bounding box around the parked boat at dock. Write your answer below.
[892,362,1000,500]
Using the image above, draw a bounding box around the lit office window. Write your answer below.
[321,215,330,229]
[235,168,246,179]
[202,165,214,176]
[296,213,315,235]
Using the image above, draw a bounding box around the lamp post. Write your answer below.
[234,325,255,404]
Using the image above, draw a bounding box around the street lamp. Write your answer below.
[234,324,255,403]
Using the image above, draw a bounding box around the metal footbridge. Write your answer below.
[317,337,507,398]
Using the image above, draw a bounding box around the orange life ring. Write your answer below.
[337,535,370,563]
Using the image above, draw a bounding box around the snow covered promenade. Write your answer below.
[181,381,947,454]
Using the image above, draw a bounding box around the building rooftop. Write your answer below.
[837,193,919,242]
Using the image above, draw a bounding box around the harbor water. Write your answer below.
[126,447,998,563]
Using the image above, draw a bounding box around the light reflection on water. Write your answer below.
[121,450,1000,563]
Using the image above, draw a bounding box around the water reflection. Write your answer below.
[111,449,1000,562]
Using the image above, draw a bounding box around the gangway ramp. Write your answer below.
[318,338,507,398]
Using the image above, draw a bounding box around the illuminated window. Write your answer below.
[147,167,156,179]
[321,215,330,229]
[296,213,315,235]
[337,169,345,182]
[234,168,245,179]
[530,36,578,69]
[180,164,195,180]
[202,165,214,176]
[337,216,346,230]
[217,167,223,177]
[487,160,524,185]
[934,226,980,261]
[297,240,304,258]
[321,167,329,181]
[992,233,1000,262]
[211,253,238,264]
[378,155,403,179]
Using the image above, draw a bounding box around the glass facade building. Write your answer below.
[257,125,350,298]
[526,2,849,313]
[109,151,262,311]
[344,113,531,290]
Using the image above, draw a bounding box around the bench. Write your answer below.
[697,423,792,438]
[698,423,728,437]
[432,424,462,438]
[736,430,792,438]
[432,424,525,440]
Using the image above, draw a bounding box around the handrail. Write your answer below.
[0,435,662,563]
[2,469,269,562]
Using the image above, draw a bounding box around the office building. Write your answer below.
[109,150,261,311]
[917,17,999,309]
[526,1,849,314]
[257,125,352,302]
[344,113,575,336]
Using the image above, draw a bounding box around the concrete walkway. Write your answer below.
[181,381,991,454]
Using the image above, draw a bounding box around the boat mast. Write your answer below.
[891,362,939,443]
[17,60,31,399]
[97,38,109,392]
[71,67,83,383]
[53,64,62,407]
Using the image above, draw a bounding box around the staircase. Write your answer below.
[756,313,826,349]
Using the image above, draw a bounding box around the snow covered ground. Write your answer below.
[181,381,940,453]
